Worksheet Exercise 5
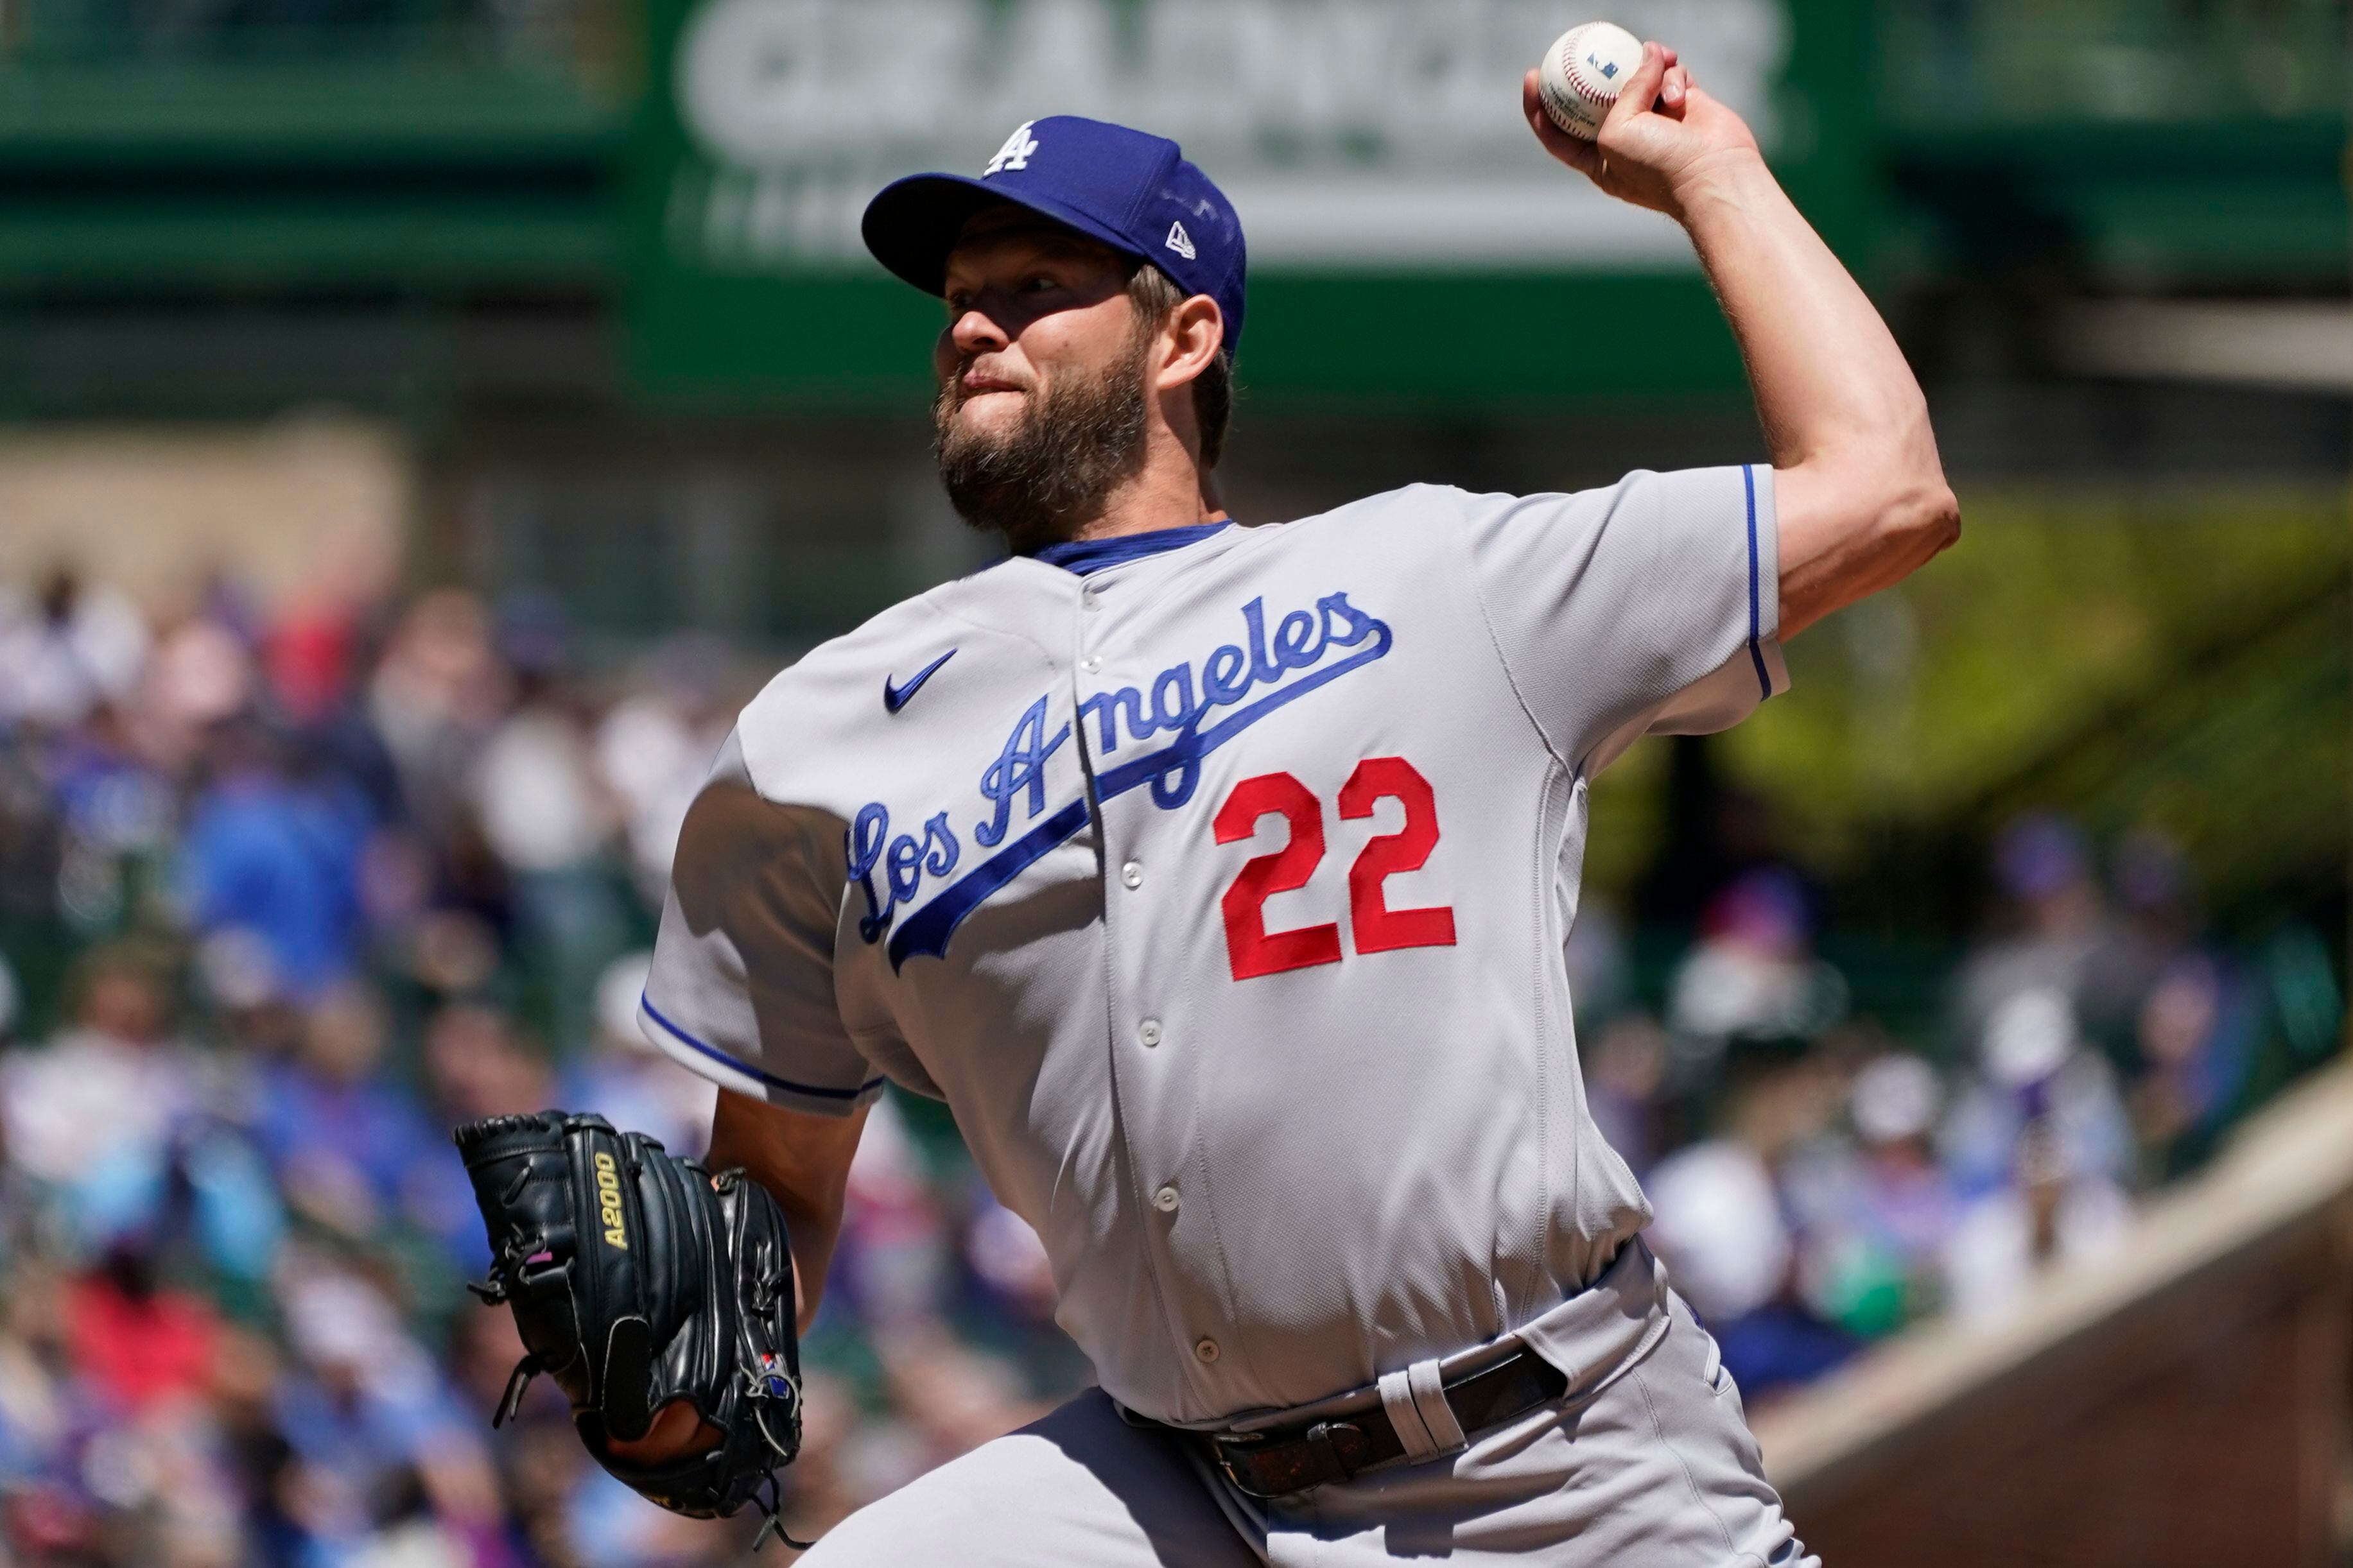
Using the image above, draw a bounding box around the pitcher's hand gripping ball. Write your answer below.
[454,1111,809,1548]
[1537,21,1646,139]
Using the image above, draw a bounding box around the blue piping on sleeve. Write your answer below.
[1742,464,1771,701]
[639,994,884,1101]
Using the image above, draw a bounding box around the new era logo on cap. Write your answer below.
[1165,221,1196,261]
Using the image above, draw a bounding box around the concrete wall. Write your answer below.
[0,418,409,616]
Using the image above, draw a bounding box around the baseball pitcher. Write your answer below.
[455,39,1958,1565]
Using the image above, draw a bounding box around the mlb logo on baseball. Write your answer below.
[985,121,1040,175]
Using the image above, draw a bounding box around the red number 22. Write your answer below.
[1211,757,1456,982]
[1211,773,1342,981]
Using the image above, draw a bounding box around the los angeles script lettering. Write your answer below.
[846,590,1391,949]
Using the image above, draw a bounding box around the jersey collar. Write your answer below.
[1027,517,1233,578]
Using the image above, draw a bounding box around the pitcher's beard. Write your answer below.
[933,333,1152,555]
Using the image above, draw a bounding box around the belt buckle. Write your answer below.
[1210,1418,1362,1499]
[1301,1419,1360,1486]
[1214,1429,1289,1504]
[1208,1431,1276,1500]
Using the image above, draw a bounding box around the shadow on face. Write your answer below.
[933,206,1142,429]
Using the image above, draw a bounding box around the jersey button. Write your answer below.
[1081,655,1103,674]
[1153,1185,1180,1212]
[1194,1338,1220,1364]
[1137,1018,1163,1047]
[1081,587,1102,612]
[1120,861,1144,890]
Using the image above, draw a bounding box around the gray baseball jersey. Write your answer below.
[639,467,1786,1426]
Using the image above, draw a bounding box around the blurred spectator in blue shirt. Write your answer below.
[1645,1038,1857,1400]
[272,1268,507,1565]
[2124,952,2253,1182]
[1789,1052,1959,1338]
[252,986,443,1247]
[1944,986,2133,1201]
[181,723,375,1002]
[1941,988,2134,1319]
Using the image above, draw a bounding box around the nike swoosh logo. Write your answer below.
[883,649,957,714]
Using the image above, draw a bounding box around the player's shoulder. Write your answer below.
[1289,481,1486,530]
[729,561,1065,797]
[736,578,971,731]
[1235,483,1490,558]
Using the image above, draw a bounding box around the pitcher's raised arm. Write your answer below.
[1524,41,1960,637]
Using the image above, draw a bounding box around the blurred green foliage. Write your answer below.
[1588,486,2353,924]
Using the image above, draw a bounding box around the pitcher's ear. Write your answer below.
[1159,294,1226,388]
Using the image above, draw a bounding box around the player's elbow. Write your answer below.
[1841,417,1959,569]
[1890,475,1961,562]
[1796,447,1959,565]
[1771,449,1958,638]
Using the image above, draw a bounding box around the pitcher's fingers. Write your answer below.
[1601,40,1672,139]
[1524,68,1603,173]
[1660,64,1691,112]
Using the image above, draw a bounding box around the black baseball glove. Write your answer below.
[452,1110,808,1548]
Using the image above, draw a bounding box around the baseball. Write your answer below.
[1536,21,1646,140]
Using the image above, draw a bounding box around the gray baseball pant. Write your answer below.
[800,1255,1817,1565]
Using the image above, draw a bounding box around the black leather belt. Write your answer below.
[1150,1348,1568,1499]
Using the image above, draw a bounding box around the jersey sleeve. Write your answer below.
[636,729,884,1118]
[1455,465,1789,775]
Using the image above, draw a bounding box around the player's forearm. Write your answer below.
[1676,151,1923,472]
[1676,152,1959,635]
[708,1089,865,1334]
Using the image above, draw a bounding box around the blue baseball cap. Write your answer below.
[862,116,1249,355]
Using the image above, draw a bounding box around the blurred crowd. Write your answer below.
[0,565,1075,1566]
[1588,812,2343,1400]
[0,560,2338,1565]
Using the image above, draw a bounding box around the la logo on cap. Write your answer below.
[984,122,1039,177]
